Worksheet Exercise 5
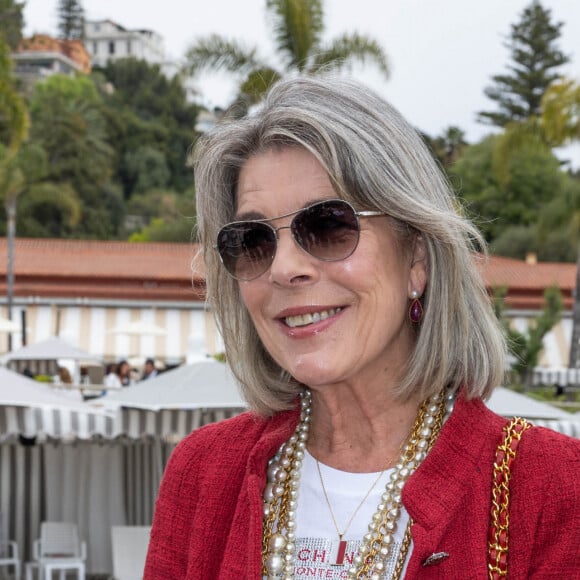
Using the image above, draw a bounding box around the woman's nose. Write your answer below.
[268,227,318,285]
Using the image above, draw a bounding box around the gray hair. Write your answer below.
[193,75,506,415]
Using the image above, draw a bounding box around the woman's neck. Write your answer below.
[306,384,423,472]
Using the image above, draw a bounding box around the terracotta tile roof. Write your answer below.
[0,238,576,308]
[17,35,92,73]
[479,254,576,291]
[477,255,576,310]
[0,238,205,302]
[0,238,204,280]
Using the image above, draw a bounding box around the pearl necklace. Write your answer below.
[262,389,456,579]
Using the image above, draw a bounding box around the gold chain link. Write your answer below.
[488,417,531,579]
[261,446,297,574]
[262,394,449,578]
[355,395,447,578]
[391,518,413,580]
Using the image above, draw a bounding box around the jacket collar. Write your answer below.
[402,393,505,529]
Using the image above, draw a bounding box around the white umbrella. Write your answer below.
[108,320,167,337]
[1,336,102,363]
[486,386,573,420]
[100,360,245,440]
[0,316,20,333]
[103,360,244,411]
[0,366,116,440]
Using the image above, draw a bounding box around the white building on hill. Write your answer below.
[84,19,166,68]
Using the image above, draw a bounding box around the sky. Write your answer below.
[22,0,580,166]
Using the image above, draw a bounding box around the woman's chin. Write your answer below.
[282,359,345,389]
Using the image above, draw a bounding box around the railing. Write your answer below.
[529,367,580,390]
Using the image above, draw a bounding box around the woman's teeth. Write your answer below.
[284,308,342,328]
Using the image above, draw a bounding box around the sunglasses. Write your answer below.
[215,199,386,281]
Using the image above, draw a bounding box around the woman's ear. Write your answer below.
[408,235,428,296]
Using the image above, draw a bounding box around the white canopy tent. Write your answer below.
[0,367,123,576]
[486,386,580,438]
[1,336,102,364]
[102,360,247,439]
[0,366,115,441]
[1,336,103,384]
[108,320,168,337]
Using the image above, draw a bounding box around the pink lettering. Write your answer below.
[312,549,327,563]
[298,548,311,561]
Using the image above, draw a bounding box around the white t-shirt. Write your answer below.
[290,450,411,579]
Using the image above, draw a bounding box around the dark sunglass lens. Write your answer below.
[293,201,359,260]
[217,223,276,279]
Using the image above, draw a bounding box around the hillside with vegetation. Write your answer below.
[1,0,579,254]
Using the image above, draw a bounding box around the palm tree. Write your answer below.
[183,0,390,116]
[538,78,580,372]
[0,37,29,349]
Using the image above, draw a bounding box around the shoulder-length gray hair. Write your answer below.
[193,75,506,416]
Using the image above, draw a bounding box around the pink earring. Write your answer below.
[409,290,423,323]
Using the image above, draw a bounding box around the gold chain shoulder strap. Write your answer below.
[488,417,532,579]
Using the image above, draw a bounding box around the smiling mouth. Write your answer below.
[284,307,343,328]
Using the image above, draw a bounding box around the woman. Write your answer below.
[145,76,579,579]
[116,359,133,387]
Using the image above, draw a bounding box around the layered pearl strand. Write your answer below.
[262,388,456,579]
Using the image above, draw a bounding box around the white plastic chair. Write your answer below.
[25,522,86,580]
[0,511,20,580]
[0,539,20,580]
[110,526,151,580]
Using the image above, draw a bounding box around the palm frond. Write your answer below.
[492,119,547,186]
[541,78,580,146]
[266,0,324,71]
[183,34,262,77]
[0,146,25,203]
[239,67,283,105]
[309,33,390,78]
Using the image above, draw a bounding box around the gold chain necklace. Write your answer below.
[315,458,386,566]
[262,389,454,579]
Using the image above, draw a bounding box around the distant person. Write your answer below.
[57,366,73,384]
[22,367,34,379]
[79,366,90,385]
[103,363,122,389]
[141,358,159,381]
[117,360,134,386]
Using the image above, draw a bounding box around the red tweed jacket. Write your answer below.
[144,394,580,579]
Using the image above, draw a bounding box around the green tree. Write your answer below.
[17,181,82,237]
[29,74,116,237]
[423,126,468,170]
[124,146,170,195]
[126,189,196,242]
[452,135,567,244]
[0,0,24,50]
[478,0,569,127]
[0,36,28,152]
[494,285,563,387]
[538,79,580,371]
[57,0,85,40]
[95,59,200,196]
[541,78,580,146]
[184,0,389,113]
[0,36,28,342]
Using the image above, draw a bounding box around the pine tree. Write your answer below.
[0,0,25,50]
[57,0,85,41]
[478,0,569,127]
